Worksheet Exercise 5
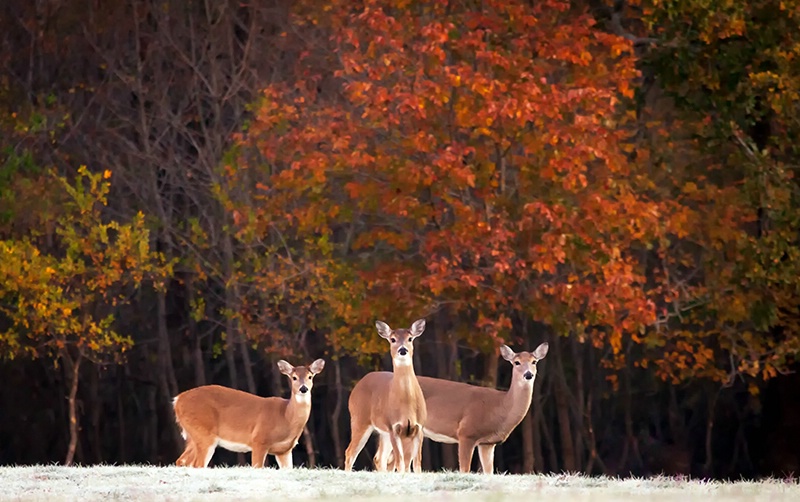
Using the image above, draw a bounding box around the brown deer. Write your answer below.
[344,319,427,473]
[173,358,324,468]
[375,342,549,473]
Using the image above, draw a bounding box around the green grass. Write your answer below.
[1,466,799,501]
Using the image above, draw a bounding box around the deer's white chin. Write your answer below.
[393,355,413,366]
[294,393,311,403]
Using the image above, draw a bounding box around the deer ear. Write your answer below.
[310,358,325,374]
[533,342,549,360]
[277,360,294,376]
[376,321,392,339]
[410,318,426,337]
[500,344,516,362]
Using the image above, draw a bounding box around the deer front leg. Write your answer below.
[275,451,293,470]
[457,438,477,473]
[251,445,268,468]
[374,432,392,472]
[390,427,407,473]
[477,444,496,474]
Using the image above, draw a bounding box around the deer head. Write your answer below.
[376,318,426,367]
[278,358,325,402]
[500,342,549,385]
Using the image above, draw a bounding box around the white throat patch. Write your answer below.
[393,355,413,366]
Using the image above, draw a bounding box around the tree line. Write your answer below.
[1,0,799,477]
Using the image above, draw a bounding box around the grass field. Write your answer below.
[2,466,799,501]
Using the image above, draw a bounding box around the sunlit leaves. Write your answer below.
[0,167,169,363]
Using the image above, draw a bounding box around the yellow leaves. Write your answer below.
[102,169,112,179]
[0,167,165,362]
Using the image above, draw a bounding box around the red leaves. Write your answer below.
[225,0,779,384]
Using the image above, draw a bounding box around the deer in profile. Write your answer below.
[375,342,549,473]
[344,319,427,473]
[173,358,325,468]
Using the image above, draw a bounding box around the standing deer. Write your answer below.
[173,358,325,468]
[344,319,427,473]
[375,342,549,473]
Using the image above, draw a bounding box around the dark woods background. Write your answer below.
[2,0,800,478]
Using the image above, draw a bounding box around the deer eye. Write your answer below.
[390,337,396,343]
[293,376,298,381]
[514,361,521,366]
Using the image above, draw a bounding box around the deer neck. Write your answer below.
[391,362,420,392]
[284,393,312,427]
[500,374,535,428]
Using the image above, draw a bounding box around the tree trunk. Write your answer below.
[64,351,83,466]
[552,335,576,471]
[484,350,498,387]
[533,379,545,473]
[302,425,316,467]
[117,370,127,463]
[157,288,182,455]
[330,358,344,468]
[187,276,206,387]
[89,365,102,463]
[222,234,240,392]
[434,324,458,470]
[704,387,721,476]
[570,334,585,471]
[240,336,256,394]
[540,388,559,472]
[521,412,534,473]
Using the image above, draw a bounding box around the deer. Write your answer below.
[172,358,325,468]
[374,342,549,473]
[344,318,427,473]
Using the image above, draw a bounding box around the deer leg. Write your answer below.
[457,439,477,473]
[374,432,393,472]
[477,444,496,474]
[389,428,407,473]
[251,444,268,468]
[176,437,196,466]
[344,423,373,471]
[411,427,423,473]
[193,438,217,468]
[275,451,293,470]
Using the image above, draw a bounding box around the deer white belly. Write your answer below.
[217,438,251,453]
[423,428,458,444]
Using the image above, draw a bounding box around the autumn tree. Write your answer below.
[0,167,167,465]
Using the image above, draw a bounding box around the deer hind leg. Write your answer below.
[410,425,423,473]
[344,422,374,471]
[398,424,421,473]
[457,438,477,473]
[176,437,196,466]
[477,444,496,474]
[275,451,293,470]
[191,436,217,468]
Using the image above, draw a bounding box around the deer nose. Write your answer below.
[524,371,534,380]
[398,347,408,356]
[299,385,308,393]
